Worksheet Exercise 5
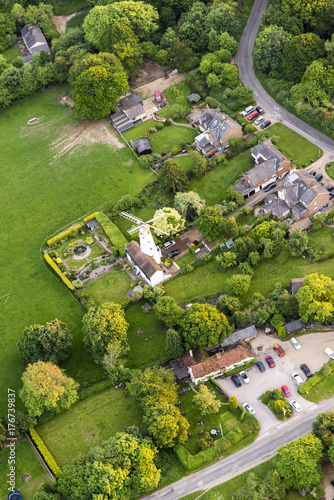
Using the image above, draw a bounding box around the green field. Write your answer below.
[66,9,89,30]
[85,269,132,306]
[53,0,87,15]
[37,387,143,467]
[158,81,193,119]
[326,162,334,180]
[267,123,322,165]
[1,45,19,61]
[174,154,194,172]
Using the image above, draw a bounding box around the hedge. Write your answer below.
[47,221,86,246]
[84,211,100,222]
[95,212,127,257]
[29,428,62,478]
[44,254,75,290]
[298,360,334,395]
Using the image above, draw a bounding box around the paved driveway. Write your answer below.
[216,330,334,434]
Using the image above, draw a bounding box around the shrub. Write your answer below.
[47,222,85,246]
[44,254,74,290]
[72,279,83,289]
[85,236,94,245]
[121,298,132,308]
[100,259,108,266]
[95,212,127,257]
[155,122,164,130]
[299,360,334,395]
[84,212,99,222]
[277,326,286,339]
[206,96,221,109]
[29,428,62,478]
[172,146,182,155]
[90,261,100,270]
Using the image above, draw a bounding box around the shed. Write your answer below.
[86,218,99,231]
[119,93,142,110]
[284,319,306,334]
[289,278,304,296]
[226,239,234,249]
[220,325,257,348]
[133,138,152,155]
[188,93,201,104]
[169,359,189,380]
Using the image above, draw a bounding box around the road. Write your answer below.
[236,0,334,156]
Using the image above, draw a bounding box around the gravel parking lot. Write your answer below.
[216,330,334,434]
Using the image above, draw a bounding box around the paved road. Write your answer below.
[143,397,334,500]
[236,0,334,156]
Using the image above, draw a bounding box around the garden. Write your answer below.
[260,389,292,420]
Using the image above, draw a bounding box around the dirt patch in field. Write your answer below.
[129,60,166,89]
[52,8,88,34]
[59,92,74,107]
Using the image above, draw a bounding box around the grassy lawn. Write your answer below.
[0,87,153,414]
[114,207,156,241]
[66,9,90,30]
[176,252,196,269]
[158,82,193,120]
[326,162,334,179]
[309,226,334,254]
[190,150,253,205]
[1,45,20,61]
[123,122,197,155]
[0,438,52,500]
[124,302,168,368]
[267,123,322,166]
[179,493,204,500]
[174,154,194,172]
[85,269,132,306]
[89,243,105,259]
[66,257,88,269]
[37,387,143,468]
[53,0,87,15]
[301,370,334,403]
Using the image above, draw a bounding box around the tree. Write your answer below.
[179,303,231,349]
[166,329,184,358]
[18,319,73,365]
[216,295,241,316]
[20,361,79,417]
[154,296,184,327]
[189,150,207,179]
[312,410,334,458]
[216,251,237,271]
[193,384,221,414]
[196,205,225,241]
[296,272,334,323]
[248,251,260,266]
[275,435,323,489]
[236,470,286,500]
[0,13,15,52]
[287,227,308,256]
[152,207,185,236]
[228,395,238,410]
[83,302,129,364]
[159,159,189,193]
[144,404,189,447]
[226,186,245,206]
[174,191,206,221]
[226,274,252,296]
[282,33,325,83]
[206,4,240,40]
[32,493,60,500]
[253,25,291,75]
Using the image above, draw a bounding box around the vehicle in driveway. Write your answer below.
[254,117,264,125]
[163,240,176,250]
[256,106,264,115]
[281,385,292,397]
[246,111,259,121]
[260,120,271,129]
[315,173,323,182]
[231,374,242,387]
[241,106,254,117]
[256,360,266,372]
[300,363,313,377]
[239,371,250,384]
[325,185,334,192]
[242,403,256,415]
[168,249,180,258]
[292,372,303,386]
[263,182,276,193]
[325,347,334,359]
[274,344,286,357]
[265,355,276,368]
[290,337,301,350]
[289,400,302,412]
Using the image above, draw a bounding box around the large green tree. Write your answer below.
[196,205,225,241]
[18,319,73,365]
[296,272,334,323]
[275,435,323,489]
[287,227,309,256]
[20,361,79,417]
[154,296,184,327]
[174,191,206,221]
[83,302,129,364]
[312,410,334,459]
[253,25,291,75]
[144,404,189,447]
[282,33,325,83]
[226,274,252,296]
[158,159,189,193]
[166,328,184,358]
[193,384,221,414]
[152,207,185,236]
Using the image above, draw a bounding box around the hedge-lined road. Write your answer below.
[236,0,334,157]
[142,397,334,500]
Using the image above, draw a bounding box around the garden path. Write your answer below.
[52,8,88,34]
[170,119,193,128]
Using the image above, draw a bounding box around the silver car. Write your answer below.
[290,337,301,350]
[242,403,256,415]
[289,400,302,412]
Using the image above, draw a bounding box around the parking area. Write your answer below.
[216,330,334,434]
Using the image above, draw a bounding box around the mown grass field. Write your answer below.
[326,162,334,180]
[36,387,144,468]
[85,269,132,306]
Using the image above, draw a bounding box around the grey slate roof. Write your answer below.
[86,218,99,231]
[21,25,50,55]
[233,178,254,196]
[272,201,290,218]
[284,319,306,334]
[244,159,277,186]
[125,103,145,121]
[120,93,142,110]
[126,241,161,279]
[109,110,134,133]
[264,194,279,211]
[133,138,152,154]
[221,325,257,347]
[188,92,201,103]
[251,139,288,168]
[169,359,189,380]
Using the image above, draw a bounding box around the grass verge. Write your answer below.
[85,269,132,306]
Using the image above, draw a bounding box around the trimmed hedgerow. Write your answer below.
[298,360,334,395]
[47,222,86,246]
[84,212,100,222]
[29,428,62,478]
[95,212,127,257]
[44,254,75,290]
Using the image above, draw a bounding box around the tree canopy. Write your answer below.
[152,207,185,236]
[193,384,221,414]
[174,191,206,221]
[296,272,334,323]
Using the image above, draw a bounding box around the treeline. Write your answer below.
[254,0,334,139]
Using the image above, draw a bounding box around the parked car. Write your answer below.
[281,385,292,397]
[292,372,303,386]
[256,106,264,115]
[309,170,316,176]
[325,347,334,360]
[254,117,264,125]
[331,479,334,487]
[274,344,286,357]
[242,403,256,415]
[155,90,161,102]
[265,355,276,368]
[246,111,259,121]
[256,360,266,372]
[260,120,271,129]
[263,182,276,192]
[241,106,254,117]
[300,363,313,378]
[239,371,250,384]
[168,249,180,258]
[290,337,301,350]
[315,173,323,182]
[326,185,334,191]
[231,374,242,387]
[330,192,334,200]
[289,399,302,412]
[163,240,176,250]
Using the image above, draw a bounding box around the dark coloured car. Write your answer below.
[315,173,323,182]
[300,363,313,378]
[260,120,271,129]
[265,355,276,368]
[274,344,286,357]
[231,374,242,387]
[256,106,264,115]
[256,360,266,372]
[331,479,334,487]
[168,249,180,259]
[309,170,316,176]
[326,185,334,191]
[330,192,334,200]
[263,182,276,192]
[281,385,292,397]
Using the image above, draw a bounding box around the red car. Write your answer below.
[265,355,276,368]
[281,385,292,397]
[246,111,259,121]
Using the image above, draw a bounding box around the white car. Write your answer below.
[242,403,256,415]
[239,371,250,384]
[292,372,303,386]
[241,106,254,117]
[289,400,302,412]
[290,337,301,350]
[163,240,176,250]
[254,117,264,125]
[325,347,334,360]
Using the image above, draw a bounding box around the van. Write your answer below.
[315,173,323,182]
[241,106,254,117]
[155,90,161,103]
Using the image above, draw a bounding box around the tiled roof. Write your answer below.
[251,139,289,167]
[284,319,306,333]
[119,93,142,110]
[289,217,311,234]
[133,138,152,154]
[126,241,162,279]
[272,201,290,217]
[125,104,145,121]
[233,178,254,196]
[109,111,134,133]
[220,325,257,347]
[21,24,50,54]
[244,159,277,186]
